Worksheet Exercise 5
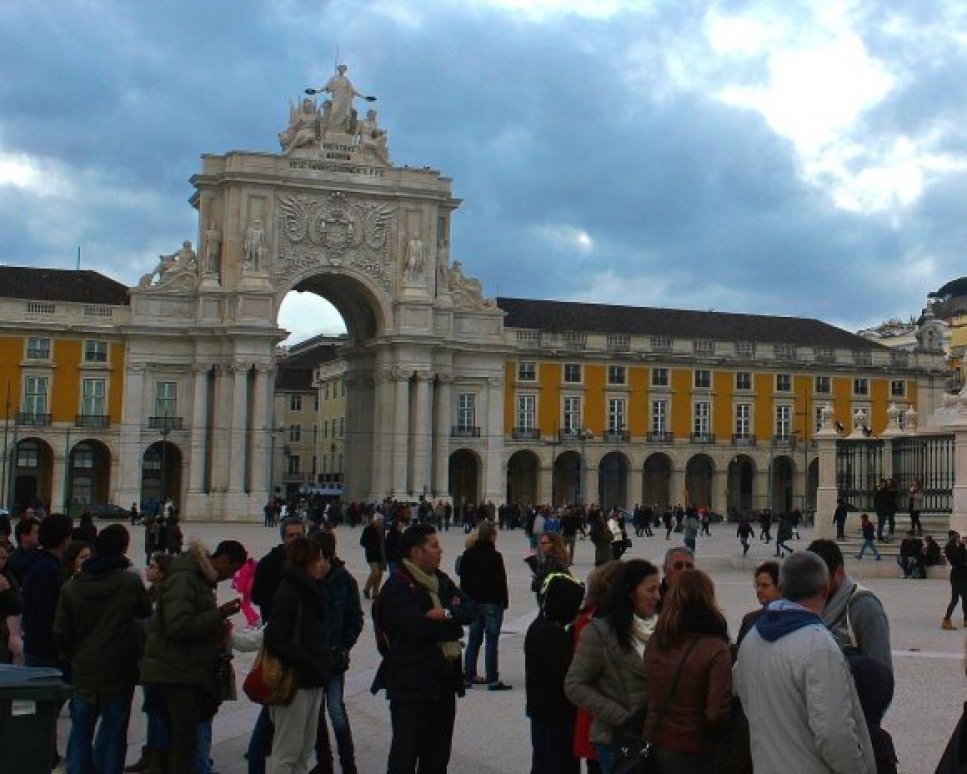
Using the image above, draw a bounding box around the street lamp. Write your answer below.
[267,426,286,499]
[576,428,593,505]
[159,421,170,507]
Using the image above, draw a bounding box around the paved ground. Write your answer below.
[55,519,965,774]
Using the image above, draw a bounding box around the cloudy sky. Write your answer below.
[2,0,966,343]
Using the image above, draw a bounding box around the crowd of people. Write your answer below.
[0,497,964,773]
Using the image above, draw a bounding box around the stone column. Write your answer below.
[669,464,687,508]
[210,365,232,493]
[116,363,146,503]
[51,438,68,514]
[391,371,412,499]
[188,364,210,494]
[629,464,644,508]
[369,369,394,501]
[228,363,250,493]
[711,468,728,513]
[412,371,433,497]
[250,364,271,497]
[814,429,839,539]
[433,373,454,498]
[538,461,553,505]
[483,376,504,503]
[952,423,967,535]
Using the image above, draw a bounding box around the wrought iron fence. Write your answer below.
[835,440,884,512]
[891,435,954,513]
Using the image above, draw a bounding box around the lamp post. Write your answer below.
[576,428,592,505]
[267,426,285,500]
[159,420,170,507]
[61,426,71,514]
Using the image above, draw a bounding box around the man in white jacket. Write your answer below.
[735,551,876,774]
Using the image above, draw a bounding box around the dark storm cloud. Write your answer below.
[1,0,965,331]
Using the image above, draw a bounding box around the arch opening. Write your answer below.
[67,439,112,516]
[11,438,53,515]
[727,454,756,517]
[598,452,629,510]
[449,449,481,510]
[553,451,582,506]
[506,450,540,505]
[685,454,715,509]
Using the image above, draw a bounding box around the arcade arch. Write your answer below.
[449,449,481,509]
[67,440,112,512]
[506,450,540,505]
[553,451,582,506]
[11,438,53,513]
[771,455,795,512]
[598,452,629,510]
[142,441,183,509]
[727,454,756,515]
[685,454,715,509]
[642,453,672,508]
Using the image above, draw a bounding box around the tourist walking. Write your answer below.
[737,518,754,558]
[855,514,882,561]
[359,514,386,600]
[908,479,924,536]
[941,531,966,630]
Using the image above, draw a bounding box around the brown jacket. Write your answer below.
[643,631,732,755]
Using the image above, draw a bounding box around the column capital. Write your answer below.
[436,371,455,385]
[415,369,435,383]
[253,362,273,375]
[129,363,147,374]
[487,376,503,388]
[192,364,211,375]
[344,373,369,388]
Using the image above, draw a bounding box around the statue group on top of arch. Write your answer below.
[278,64,390,164]
[138,240,200,291]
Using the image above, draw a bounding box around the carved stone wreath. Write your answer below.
[273,191,396,290]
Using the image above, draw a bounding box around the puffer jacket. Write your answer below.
[140,542,225,700]
[323,558,363,662]
[265,563,331,688]
[564,617,649,745]
[53,555,152,698]
[735,603,876,773]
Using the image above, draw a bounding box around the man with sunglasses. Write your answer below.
[657,546,695,612]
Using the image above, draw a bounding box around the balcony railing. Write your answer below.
[690,432,716,443]
[603,430,630,442]
[451,426,481,438]
[75,414,110,429]
[772,435,796,448]
[646,431,674,443]
[16,412,51,427]
[731,434,757,446]
[511,427,540,440]
[149,416,184,432]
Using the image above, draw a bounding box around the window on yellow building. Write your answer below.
[563,396,581,433]
[776,373,791,392]
[694,369,711,389]
[26,337,50,360]
[83,340,108,363]
[23,375,48,416]
[891,380,905,397]
[652,368,668,387]
[693,401,710,436]
[776,405,792,439]
[563,363,582,383]
[853,378,869,396]
[608,398,626,432]
[651,400,668,433]
[608,365,626,385]
[81,378,105,417]
[518,361,537,381]
[735,403,751,437]
[517,395,536,430]
[815,375,831,393]
[814,405,825,432]
[735,372,751,390]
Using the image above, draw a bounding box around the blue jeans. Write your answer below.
[857,538,881,559]
[464,603,504,683]
[593,742,616,774]
[247,706,272,774]
[196,719,212,774]
[315,672,356,770]
[66,689,134,774]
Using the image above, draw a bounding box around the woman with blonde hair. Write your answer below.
[527,532,571,603]
[643,569,732,773]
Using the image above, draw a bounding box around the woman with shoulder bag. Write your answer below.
[565,560,660,774]
[643,569,732,774]
[264,536,332,773]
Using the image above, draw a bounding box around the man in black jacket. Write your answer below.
[313,530,364,774]
[458,522,511,690]
[359,514,386,599]
[373,524,476,774]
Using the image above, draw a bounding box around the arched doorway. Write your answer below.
[685,454,715,508]
[642,453,671,508]
[553,451,582,506]
[807,457,819,512]
[142,441,183,510]
[448,449,480,509]
[507,450,540,505]
[11,438,53,514]
[771,455,795,512]
[67,440,112,516]
[598,452,629,510]
[727,455,756,516]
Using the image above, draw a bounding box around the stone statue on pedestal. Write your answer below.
[243,220,266,272]
[204,226,222,276]
[308,64,375,135]
[279,98,321,155]
[403,237,425,283]
[139,240,198,288]
[358,109,390,164]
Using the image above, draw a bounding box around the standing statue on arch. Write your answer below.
[307,64,376,134]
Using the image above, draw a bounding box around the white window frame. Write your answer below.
[815,375,831,394]
[651,367,669,387]
[456,393,476,430]
[776,404,792,438]
[518,361,537,381]
[735,371,752,391]
[651,399,668,433]
[289,424,301,442]
[776,373,792,392]
[694,369,711,389]
[563,396,582,433]
[516,394,536,430]
[155,381,177,418]
[608,398,626,432]
[607,365,626,385]
[853,378,869,396]
[23,375,48,415]
[83,339,108,363]
[891,379,906,398]
[693,401,710,436]
[563,363,582,383]
[26,337,51,360]
[289,393,303,411]
[80,378,106,417]
[735,403,751,437]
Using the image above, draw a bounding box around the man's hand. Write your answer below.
[219,599,242,618]
[425,608,449,622]
[0,575,10,593]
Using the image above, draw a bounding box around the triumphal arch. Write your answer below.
[114,66,507,519]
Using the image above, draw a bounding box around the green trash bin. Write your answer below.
[0,666,72,774]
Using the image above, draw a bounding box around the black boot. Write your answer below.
[334,725,358,774]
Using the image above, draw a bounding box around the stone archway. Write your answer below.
[598,452,629,510]
[727,454,756,516]
[553,451,582,506]
[142,441,183,511]
[643,453,672,508]
[449,449,481,510]
[11,437,53,514]
[771,455,795,512]
[120,91,508,520]
[507,449,540,505]
[685,454,715,509]
[67,440,112,515]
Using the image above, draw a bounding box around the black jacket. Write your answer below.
[21,548,63,661]
[265,563,331,688]
[372,565,476,701]
[251,544,286,621]
[359,524,385,564]
[323,559,364,663]
[457,541,509,608]
[384,529,403,564]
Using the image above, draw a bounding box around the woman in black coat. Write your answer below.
[265,537,332,772]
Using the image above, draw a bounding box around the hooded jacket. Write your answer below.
[265,562,331,687]
[139,542,225,699]
[20,547,64,661]
[323,557,364,661]
[53,555,152,698]
[735,601,876,774]
[822,577,892,674]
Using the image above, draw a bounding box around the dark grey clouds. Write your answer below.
[2,0,965,331]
